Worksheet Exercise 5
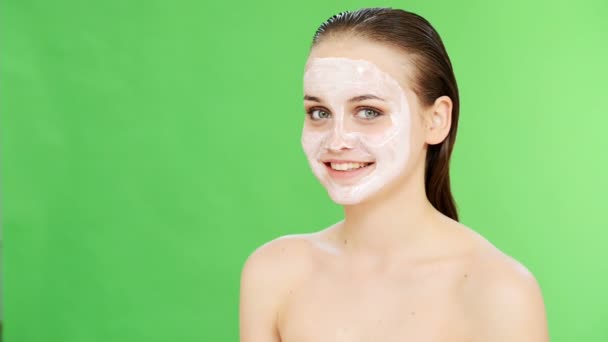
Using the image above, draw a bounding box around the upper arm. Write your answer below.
[239,242,283,342]
[473,261,549,342]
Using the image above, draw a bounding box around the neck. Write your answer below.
[336,163,441,256]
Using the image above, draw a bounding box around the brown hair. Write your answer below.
[310,8,460,221]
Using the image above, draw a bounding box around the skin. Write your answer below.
[301,56,413,205]
[239,35,549,342]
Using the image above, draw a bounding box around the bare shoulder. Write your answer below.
[241,233,320,282]
[452,221,549,342]
[239,232,324,342]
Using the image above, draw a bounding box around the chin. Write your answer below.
[326,189,373,206]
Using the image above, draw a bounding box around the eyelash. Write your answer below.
[305,106,384,120]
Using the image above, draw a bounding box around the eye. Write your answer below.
[355,107,382,120]
[306,108,332,120]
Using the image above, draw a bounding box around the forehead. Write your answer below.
[305,36,414,91]
[304,57,405,100]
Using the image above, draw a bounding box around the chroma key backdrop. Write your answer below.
[2,0,607,341]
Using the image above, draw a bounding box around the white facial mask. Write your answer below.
[301,57,412,205]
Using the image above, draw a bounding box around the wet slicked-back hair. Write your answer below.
[311,8,460,221]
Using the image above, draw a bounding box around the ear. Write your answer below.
[424,95,452,145]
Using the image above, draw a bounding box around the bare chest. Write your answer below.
[278,264,471,342]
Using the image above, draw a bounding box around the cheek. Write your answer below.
[364,120,411,166]
[351,118,395,144]
[301,129,324,158]
[359,112,409,150]
[368,135,404,163]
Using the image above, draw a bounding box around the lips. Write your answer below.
[324,161,374,171]
[321,158,375,169]
[320,159,376,181]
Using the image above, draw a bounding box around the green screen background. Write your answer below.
[2,0,607,341]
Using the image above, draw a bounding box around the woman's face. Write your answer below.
[302,37,421,205]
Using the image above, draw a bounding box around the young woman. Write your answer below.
[240,8,548,342]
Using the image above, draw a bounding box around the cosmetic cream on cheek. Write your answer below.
[301,57,412,205]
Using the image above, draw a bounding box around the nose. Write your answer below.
[324,116,356,152]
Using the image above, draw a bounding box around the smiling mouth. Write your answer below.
[323,161,375,171]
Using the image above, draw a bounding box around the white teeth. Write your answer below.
[329,162,371,171]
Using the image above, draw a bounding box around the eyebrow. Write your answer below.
[304,94,386,103]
